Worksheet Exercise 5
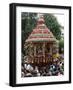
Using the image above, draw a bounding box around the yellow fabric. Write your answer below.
[53,53,59,58]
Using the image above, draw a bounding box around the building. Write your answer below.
[24,16,58,66]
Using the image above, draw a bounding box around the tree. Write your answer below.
[21,13,37,54]
[22,13,37,41]
[59,39,64,53]
[44,14,62,40]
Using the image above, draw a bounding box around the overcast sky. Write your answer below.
[54,14,64,27]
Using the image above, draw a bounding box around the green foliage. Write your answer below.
[59,39,64,48]
[21,13,37,53]
[59,39,64,53]
[44,14,62,40]
[22,13,37,41]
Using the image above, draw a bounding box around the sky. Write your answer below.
[54,14,64,27]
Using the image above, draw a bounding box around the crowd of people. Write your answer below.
[21,54,64,77]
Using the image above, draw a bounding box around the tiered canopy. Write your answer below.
[25,16,56,43]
